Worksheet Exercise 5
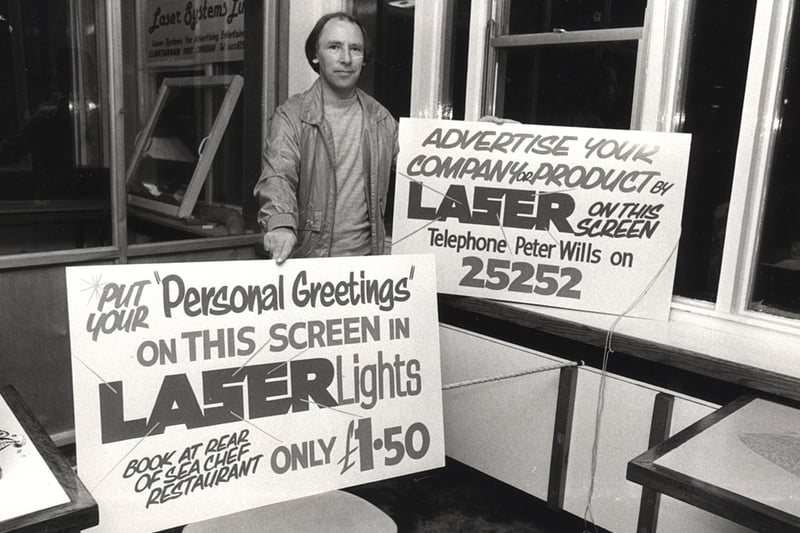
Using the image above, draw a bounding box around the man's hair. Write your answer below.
[304,11,371,73]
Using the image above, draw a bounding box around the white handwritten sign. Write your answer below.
[145,0,245,67]
[391,118,691,320]
[66,255,443,533]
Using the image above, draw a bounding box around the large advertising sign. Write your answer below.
[392,118,691,320]
[66,255,443,533]
[145,0,245,67]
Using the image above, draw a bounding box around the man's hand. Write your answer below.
[263,227,297,264]
[479,115,521,125]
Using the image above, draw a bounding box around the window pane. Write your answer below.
[750,5,800,318]
[122,1,247,243]
[507,0,645,34]
[0,0,111,255]
[499,42,636,129]
[672,1,756,302]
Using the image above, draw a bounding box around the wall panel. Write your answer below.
[441,325,562,499]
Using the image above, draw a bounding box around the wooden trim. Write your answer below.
[481,17,497,118]
[547,365,578,510]
[177,75,244,218]
[636,393,675,533]
[439,294,800,403]
[635,464,800,533]
[648,394,675,445]
[0,385,98,532]
[0,247,120,271]
[717,0,794,314]
[127,234,260,257]
[631,396,753,466]
[107,0,127,261]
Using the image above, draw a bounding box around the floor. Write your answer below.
[345,458,605,533]
[157,458,604,532]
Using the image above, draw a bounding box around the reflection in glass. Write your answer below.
[0,0,110,255]
[126,75,243,220]
[128,88,203,208]
[352,0,416,236]
[750,6,800,317]
[499,42,636,129]
[507,0,645,34]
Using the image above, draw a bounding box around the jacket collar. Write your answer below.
[300,78,390,125]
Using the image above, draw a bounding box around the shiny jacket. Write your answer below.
[254,79,398,257]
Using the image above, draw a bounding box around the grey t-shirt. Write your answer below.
[325,94,370,256]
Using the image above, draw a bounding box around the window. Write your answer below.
[0,0,111,256]
[465,0,800,345]
[121,1,251,244]
[0,0,268,267]
[483,0,645,128]
[749,2,800,318]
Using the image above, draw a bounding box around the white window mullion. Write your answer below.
[464,0,493,121]
[410,1,447,118]
[634,0,694,132]
[717,0,794,315]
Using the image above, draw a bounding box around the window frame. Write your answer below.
[458,0,800,363]
[717,0,795,321]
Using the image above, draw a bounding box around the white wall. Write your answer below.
[440,324,754,533]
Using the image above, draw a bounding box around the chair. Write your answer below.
[182,490,396,533]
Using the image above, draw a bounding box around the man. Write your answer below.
[254,12,398,263]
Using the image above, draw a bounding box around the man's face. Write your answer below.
[315,18,365,98]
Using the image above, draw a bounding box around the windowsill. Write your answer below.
[439,294,800,402]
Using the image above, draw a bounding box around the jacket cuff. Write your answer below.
[266,213,297,232]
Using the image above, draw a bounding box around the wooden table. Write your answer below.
[0,385,98,533]
[627,396,800,533]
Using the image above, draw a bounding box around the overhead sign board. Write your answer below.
[145,0,245,66]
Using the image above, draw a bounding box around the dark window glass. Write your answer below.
[445,0,471,120]
[499,42,636,129]
[353,0,415,236]
[508,0,646,34]
[672,1,756,302]
[0,0,111,255]
[750,5,800,318]
[356,0,415,121]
